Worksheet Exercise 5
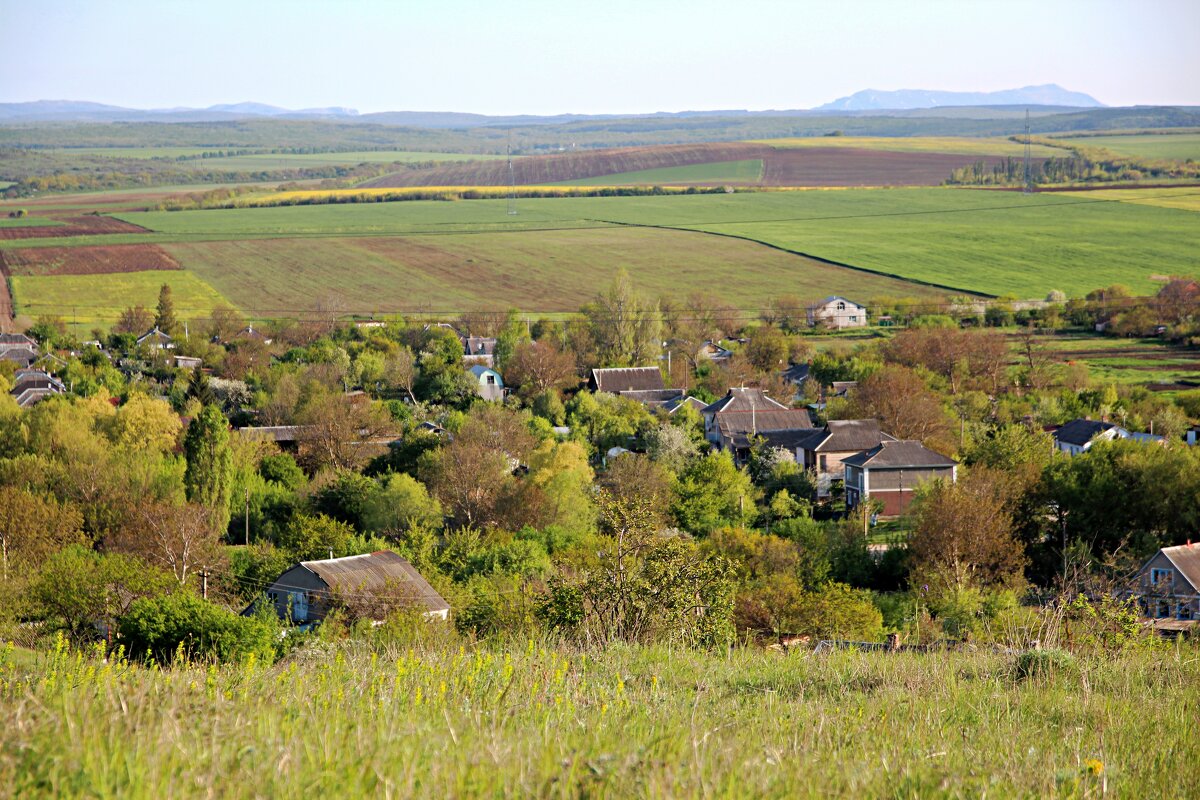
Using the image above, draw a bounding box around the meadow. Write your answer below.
[2,636,1196,798]
[1058,133,1200,161]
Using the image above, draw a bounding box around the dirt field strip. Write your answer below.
[1,243,182,276]
[0,214,151,240]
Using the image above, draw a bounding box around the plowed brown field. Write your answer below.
[362,142,1005,189]
[1,243,180,276]
[0,214,149,240]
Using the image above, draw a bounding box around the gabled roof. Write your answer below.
[0,333,36,347]
[0,347,38,365]
[467,364,502,380]
[842,440,957,469]
[591,367,665,393]
[1053,419,1121,447]
[664,395,706,414]
[1155,544,1200,594]
[299,551,449,614]
[702,387,790,415]
[812,295,865,309]
[136,327,173,343]
[463,336,497,356]
[805,419,892,453]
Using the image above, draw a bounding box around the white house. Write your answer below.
[807,296,867,329]
[1052,419,1129,456]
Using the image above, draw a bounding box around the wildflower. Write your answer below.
[1084,759,1104,776]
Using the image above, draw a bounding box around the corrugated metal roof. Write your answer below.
[592,367,665,393]
[842,440,957,469]
[301,550,450,613]
[1162,544,1200,593]
[702,387,791,415]
[810,419,889,453]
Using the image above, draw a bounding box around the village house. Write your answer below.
[136,327,175,351]
[701,387,813,463]
[468,364,505,402]
[1129,543,1200,635]
[1051,418,1130,455]
[10,368,65,409]
[794,419,895,498]
[174,355,203,370]
[463,336,498,367]
[806,296,867,329]
[843,440,958,516]
[259,550,450,625]
[0,332,39,368]
[700,340,734,363]
[236,324,273,345]
[589,366,665,394]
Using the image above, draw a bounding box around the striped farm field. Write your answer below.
[159,226,946,316]
[1058,187,1200,213]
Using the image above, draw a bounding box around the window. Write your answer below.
[836,302,846,311]
[486,375,496,385]
[819,454,827,472]
[848,316,858,323]
[1180,603,1194,620]
[1150,568,1173,588]
[1157,600,1171,619]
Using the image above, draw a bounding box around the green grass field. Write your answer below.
[557,159,764,186]
[3,637,1196,798]
[1031,333,1200,387]
[1058,133,1200,161]
[12,270,231,325]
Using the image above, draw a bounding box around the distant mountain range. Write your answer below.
[817,84,1104,111]
[0,86,1110,127]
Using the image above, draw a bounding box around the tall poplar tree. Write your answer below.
[184,404,233,535]
[155,283,178,336]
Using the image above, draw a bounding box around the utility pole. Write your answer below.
[244,487,250,547]
[199,569,209,600]
[1023,109,1034,194]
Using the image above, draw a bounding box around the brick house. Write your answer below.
[843,440,957,516]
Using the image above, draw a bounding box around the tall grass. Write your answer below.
[2,633,1196,798]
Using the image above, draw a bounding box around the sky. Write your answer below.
[1,0,1197,114]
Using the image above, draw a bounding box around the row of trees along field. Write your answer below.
[945,138,1200,185]
[1,272,1198,664]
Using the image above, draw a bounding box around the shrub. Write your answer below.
[1012,648,1079,682]
[118,593,280,664]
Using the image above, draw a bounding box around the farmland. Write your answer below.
[757,135,1063,157]
[0,185,1196,324]
[11,269,229,325]
[557,159,765,186]
[53,148,509,168]
[159,226,946,315]
[362,141,1009,189]
[0,243,180,276]
[1059,187,1200,213]
[1028,332,1200,390]
[3,637,1198,798]
[1058,132,1200,161]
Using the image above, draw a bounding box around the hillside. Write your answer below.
[818,84,1104,111]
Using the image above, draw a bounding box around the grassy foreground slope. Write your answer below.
[3,639,1197,798]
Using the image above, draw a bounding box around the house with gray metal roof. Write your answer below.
[843,440,957,516]
[1129,543,1200,634]
[795,419,896,498]
[701,387,813,462]
[1051,418,1129,455]
[590,366,666,394]
[260,550,450,624]
[806,296,867,329]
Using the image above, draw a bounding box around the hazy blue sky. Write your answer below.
[2,0,1196,113]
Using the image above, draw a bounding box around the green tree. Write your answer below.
[34,545,172,640]
[183,404,234,535]
[672,451,755,534]
[155,283,179,336]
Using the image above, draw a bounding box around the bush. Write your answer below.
[1012,648,1079,682]
[118,593,280,664]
